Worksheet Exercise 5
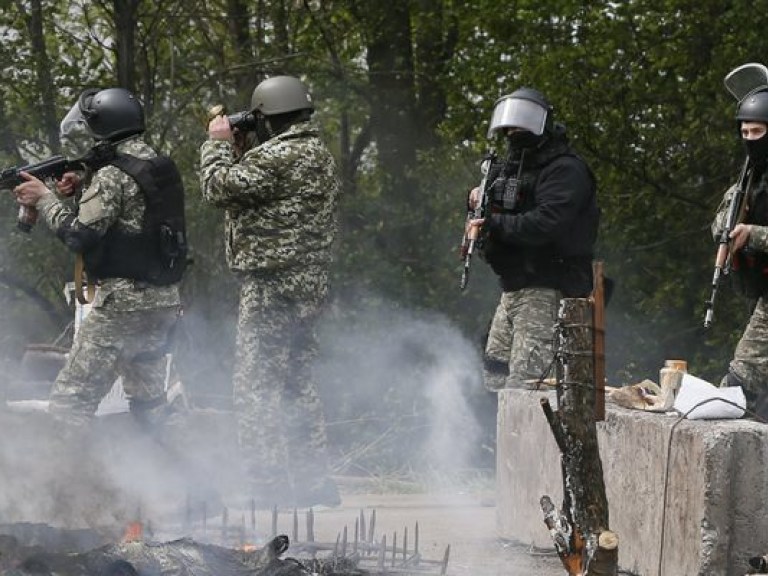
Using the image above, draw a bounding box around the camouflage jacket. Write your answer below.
[199,120,341,274]
[713,180,768,253]
[37,137,181,311]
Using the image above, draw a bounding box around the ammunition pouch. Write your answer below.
[490,175,520,212]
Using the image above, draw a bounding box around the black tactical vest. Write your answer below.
[486,152,539,216]
[733,170,768,297]
[480,138,598,297]
[83,153,188,285]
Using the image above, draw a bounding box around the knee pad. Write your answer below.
[483,356,508,376]
[724,370,746,389]
[483,356,508,391]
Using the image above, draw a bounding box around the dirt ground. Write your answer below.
[294,489,565,576]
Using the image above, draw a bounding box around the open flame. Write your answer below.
[122,522,143,543]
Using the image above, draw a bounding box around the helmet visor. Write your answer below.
[725,63,768,102]
[59,102,94,157]
[60,102,87,139]
[487,96,548,138]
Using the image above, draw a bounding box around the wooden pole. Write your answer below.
[592,261,606,422]
[540,297,618,575]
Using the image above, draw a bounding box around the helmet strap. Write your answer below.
[255,113,272,144]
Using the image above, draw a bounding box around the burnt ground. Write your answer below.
[0,406,565,575]
[285,489,565,576]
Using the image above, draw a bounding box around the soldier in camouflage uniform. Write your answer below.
[200,76,341,508]
[467,88,598,391]
[714,89,768,420]
[13,88,183,428]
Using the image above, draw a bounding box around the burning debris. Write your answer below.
[0,507,450,576]
[1,338,453,576]
[0,533,301,576]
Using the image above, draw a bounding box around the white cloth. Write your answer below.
[673,373,746,420]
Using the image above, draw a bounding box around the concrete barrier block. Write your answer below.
[496,388,768,576]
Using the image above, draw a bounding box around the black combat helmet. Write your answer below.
[250,76,314,116]
[736,90,768,167]
[73,87,145,141]
[737,90,768,125]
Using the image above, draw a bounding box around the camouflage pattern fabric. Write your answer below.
[35,136,181,425]
[725,296,768,402]
[483,287,559,391]
[49,304,179,426]
[37,137,181,311]
[713,184,768,414]
[233,267,332,499]
[200,121,340,273]
[200,120,341,505]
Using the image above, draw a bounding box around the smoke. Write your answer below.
[0,293,492,534]
[316,298,493,488]
[0,406,235,534]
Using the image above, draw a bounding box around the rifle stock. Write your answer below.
[460,151,496,291]
[704,156,752,327]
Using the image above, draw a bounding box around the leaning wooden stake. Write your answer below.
[540,294,618,576]
[592,261,606,422]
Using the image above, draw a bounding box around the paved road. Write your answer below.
[304,491,566,576]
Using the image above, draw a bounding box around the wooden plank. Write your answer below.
[592,260,606,422]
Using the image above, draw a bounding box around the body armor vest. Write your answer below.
[480,138,597,297]
[83,153,188,285]
[486,152,538,215]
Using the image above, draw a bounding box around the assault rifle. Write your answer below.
[459,151,496,291]
[704,156,753,328]
[1,142,116,232]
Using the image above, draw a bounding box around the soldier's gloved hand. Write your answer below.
[56,172,81,197]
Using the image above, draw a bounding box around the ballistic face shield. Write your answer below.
[59,100,96,158]
[725,63,768,166]
[724,62,768,102]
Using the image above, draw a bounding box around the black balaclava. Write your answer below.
[745,132,768,169]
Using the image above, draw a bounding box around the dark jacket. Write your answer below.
[730,169,768,297]
[481,132,598,296]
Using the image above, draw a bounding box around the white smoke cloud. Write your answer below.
[0,294,491,537]
[316,299,490,489]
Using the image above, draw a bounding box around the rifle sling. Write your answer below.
[74,253,96,305]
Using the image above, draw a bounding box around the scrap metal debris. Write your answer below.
[0,506,450,576]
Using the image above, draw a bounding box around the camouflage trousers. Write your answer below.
[722,296,768,418]
[233,266,333,499]
[49,304,179,426]
[483,287,560,391]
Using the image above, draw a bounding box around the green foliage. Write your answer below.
[1,0,766,471]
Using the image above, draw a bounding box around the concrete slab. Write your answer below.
[496,388,768,576]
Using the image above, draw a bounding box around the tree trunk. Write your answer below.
[227,0,258,103]
[113,0,140,93]
[540,297,618,575]
[363,0,418,195]
[412,0,457,150]
[16,0,59,153]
